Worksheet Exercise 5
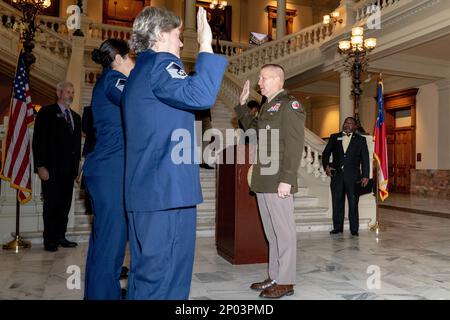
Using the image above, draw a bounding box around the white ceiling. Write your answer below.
[401,34,450,63]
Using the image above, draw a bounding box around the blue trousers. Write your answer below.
[127,207,197,300]
[84,175,127,300]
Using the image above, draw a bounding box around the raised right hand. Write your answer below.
[197,7,213,53]
[37,167,49,181]
[240,80,250,106]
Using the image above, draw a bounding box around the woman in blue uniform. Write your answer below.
[122,7,227,300]
[83,39,135,300]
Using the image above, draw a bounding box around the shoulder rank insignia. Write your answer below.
[165,61,188,79]
[115,78,126,92]
[291,101,301,110]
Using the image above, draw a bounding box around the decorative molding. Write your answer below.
[383,88,419,111]
[436,79,450,91]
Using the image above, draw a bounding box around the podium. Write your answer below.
[216,145,268,264]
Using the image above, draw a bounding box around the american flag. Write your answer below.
[0,52,34,204]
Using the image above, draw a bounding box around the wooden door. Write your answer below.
[385,109,395,192]
[393,128,414,193]
[382,88,418,194]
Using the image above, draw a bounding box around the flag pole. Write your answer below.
[369,164,385,233]
[2,44,32,252]
[369,72,386,233]
[2,191,31,251]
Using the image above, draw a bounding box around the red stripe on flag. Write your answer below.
[7,115,28,177]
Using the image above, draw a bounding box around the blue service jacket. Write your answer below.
[83,68,127,177]
[122,50,228,212]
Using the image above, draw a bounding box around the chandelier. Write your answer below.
[338,27,376,55]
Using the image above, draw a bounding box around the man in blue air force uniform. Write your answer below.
[122,7,228,299]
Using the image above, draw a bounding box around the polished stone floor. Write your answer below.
[380,193,450,217]
[1,208,450,300]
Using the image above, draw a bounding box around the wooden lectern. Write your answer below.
[216,145,268,264]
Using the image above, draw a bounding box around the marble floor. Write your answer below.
[380,193,450,218]
[1,208,450,300]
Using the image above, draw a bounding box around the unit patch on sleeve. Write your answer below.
[115,78,127,92]
[291,101,301,110]
[165,62,188,79]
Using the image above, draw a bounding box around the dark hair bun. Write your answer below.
[91,39,130,68]
[91,48,103,65]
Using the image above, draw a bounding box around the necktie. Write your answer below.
[65,109,73,132]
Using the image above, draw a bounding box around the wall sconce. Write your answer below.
[323,11,342,25]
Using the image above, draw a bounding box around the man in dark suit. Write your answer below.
[322,117,370,236]
[32,81,82,251]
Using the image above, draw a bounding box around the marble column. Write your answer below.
[65,36,85,115]
[276,0,286,40]
[436,79,450,169]
[181,0,198,63]
[184,0,197,32]
[339,0,356,27]
[339,71,354,126]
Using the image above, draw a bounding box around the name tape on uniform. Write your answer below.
[165,62,188,79]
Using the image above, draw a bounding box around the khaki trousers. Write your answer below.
[256,193,297,284]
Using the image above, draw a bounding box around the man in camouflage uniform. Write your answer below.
[235,64,305,299]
